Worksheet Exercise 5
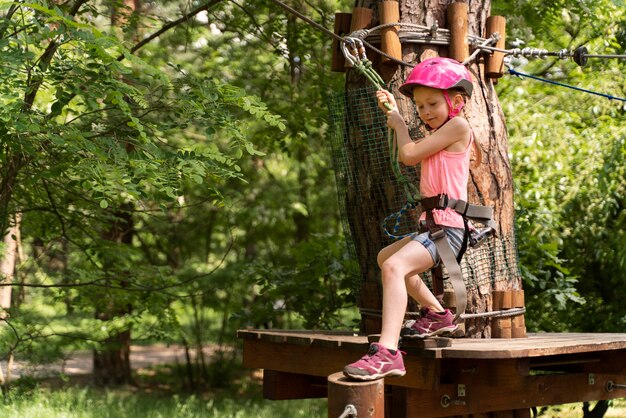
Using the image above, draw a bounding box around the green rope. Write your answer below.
[351,58,420,204]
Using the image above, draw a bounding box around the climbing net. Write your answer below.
[327,83,523,294]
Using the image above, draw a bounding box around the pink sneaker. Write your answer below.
[343,343,406,381]
[402,307,458,338]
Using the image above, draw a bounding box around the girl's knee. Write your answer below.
[376,251,386,269]
[380,259,402,281]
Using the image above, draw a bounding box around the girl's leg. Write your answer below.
[377,238,443,313]
[405,274,444,311]
[376,239,435,350]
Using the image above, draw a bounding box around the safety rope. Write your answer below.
[268,0,626,68]
[508,67,626,102]
[359,306,526,321]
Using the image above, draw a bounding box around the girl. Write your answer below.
[344,57,477,381]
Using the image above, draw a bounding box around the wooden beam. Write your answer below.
[404,372,626,417]
[263,370,327,400]
[331,13,352,72]
[243,339,441,389]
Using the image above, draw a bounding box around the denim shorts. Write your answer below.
[411,227,466,266]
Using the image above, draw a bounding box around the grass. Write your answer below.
[0,387,327,418]
[0,363,328,418]
[0,365,624,418]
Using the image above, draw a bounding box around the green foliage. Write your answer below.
[0,0,289,369]
[244,233,359,329]
[496,0,626,330]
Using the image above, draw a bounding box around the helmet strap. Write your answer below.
[443,90,465,119]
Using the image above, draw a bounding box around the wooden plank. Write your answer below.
[238,330,626,360]
[437,333,626,359]
[441,358,529,387]
[404,372,626,417]
[242,339,441,390]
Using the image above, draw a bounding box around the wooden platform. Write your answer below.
[238,329,626,417]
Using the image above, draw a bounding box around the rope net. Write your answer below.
[327,85,522,293]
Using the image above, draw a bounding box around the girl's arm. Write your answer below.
[376,90,470,166]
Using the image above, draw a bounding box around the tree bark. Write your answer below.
[93,206,135,386]
[345,0,519,337]
[0,213,19,310]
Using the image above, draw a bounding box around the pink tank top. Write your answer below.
[418,133,473,229]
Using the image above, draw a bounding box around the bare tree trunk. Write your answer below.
[93,206,135,386]
[345,0,518,337]
[0,213,20,310]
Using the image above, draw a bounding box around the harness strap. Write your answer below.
[420,194,496,231]
[430,229,467,321]
[420,194,495,322]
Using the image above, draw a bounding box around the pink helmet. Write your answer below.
[399,57,473,98]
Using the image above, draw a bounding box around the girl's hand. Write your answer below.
[376,90,397,112]
[376,90,405,130]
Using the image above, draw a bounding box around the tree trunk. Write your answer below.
[0,213,20,310]
[91,0,142,386]
[93,206,135,386]
[345,0,519,337]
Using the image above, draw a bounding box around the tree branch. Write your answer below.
[120,0,223,59]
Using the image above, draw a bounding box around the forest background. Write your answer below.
[0,0,624,416]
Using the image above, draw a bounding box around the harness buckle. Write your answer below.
[469,227,495,248]
[436,194,448,209]
[429,228,446,241]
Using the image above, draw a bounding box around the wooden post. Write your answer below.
[511,289,527,338]
[492,290,512,338]
[344,7,373,70]
[380,1,402,64]
[447,2,469,62]
[328,371,384,418]
[349,6,373,33]
[485,16,507,79]
[332,13,352,72]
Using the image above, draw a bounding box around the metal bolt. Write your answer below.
[338,404,358,418]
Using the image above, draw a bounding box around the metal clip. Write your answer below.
[430,21,439,39]
[469,227,494,248]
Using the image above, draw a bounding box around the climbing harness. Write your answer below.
[418,193,496,320]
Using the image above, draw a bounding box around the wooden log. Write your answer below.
[331,13,352,72]
[349,6,372,33]
[492,290,512,339]
[511,289,527,338]
[493,290,512,310]
[380,1,402,64]
[485,16,507,79]
[328,371,385,418]
[447,2,469,62]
